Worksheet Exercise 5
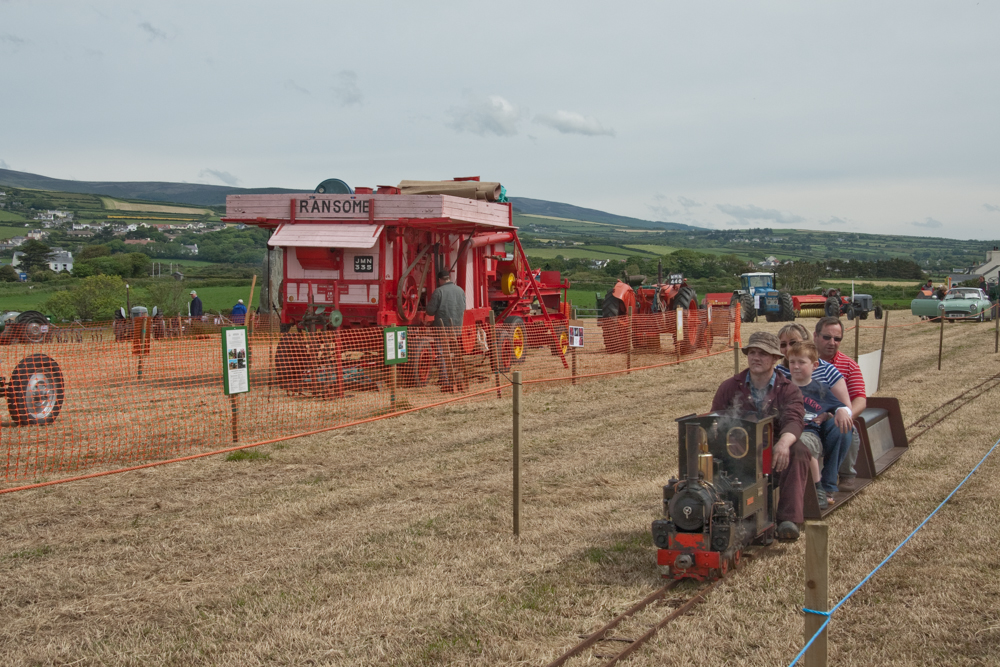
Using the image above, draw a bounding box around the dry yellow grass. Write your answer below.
[1,313,998,665]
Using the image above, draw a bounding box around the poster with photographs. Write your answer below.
[222,327,250,395]
[383,326,408,365]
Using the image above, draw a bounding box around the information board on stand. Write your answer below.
[221,326,250,395]
[384,326,408,365]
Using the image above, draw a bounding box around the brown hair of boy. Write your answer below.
[787,340,819,364]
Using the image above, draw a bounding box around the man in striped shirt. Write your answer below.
[814,317,867,485]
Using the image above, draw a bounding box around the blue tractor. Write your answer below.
[734,272,794,323]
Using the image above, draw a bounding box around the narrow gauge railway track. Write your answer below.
[544,372,1000,666]
[906,370,1000,443]
[544,580,720,667]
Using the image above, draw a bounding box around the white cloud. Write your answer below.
[910,217,943,229]
[0,158,9,169]
[647,194,702,219]
[138,22,167,41]
[984,203,1000,213]
[446,95,521,137]
[717,203,805,225]
[332,70,362,106]
[533,110,614,137]
[819,216,848,226]
[199,169,240,186]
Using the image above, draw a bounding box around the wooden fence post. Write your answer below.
[994,303,998,354]
[877,310,889,392]
[512,370,522,537]
[804,522,829,667]
[571,345,577,385]
[734,302,741,376]
[626,306,633,374]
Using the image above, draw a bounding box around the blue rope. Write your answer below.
[788,434,1000,666]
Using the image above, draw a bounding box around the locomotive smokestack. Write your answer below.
[685,423,701,484]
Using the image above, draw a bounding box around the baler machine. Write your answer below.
[223,180,571,396]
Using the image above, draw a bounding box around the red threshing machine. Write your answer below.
[223,178,570,395]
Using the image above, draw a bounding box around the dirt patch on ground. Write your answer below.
[1,314,998,665]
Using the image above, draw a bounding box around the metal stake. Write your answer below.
[938,312,945,371]
[230,394,239,443]
[877,310,889,392]
[853,317,860,361]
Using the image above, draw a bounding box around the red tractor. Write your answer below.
[224,178,570,395]
[597,271,712,354]
[0,312,65,425]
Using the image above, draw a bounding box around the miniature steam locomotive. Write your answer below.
[651,411,779,581]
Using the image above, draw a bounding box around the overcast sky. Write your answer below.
[1,1,998,239]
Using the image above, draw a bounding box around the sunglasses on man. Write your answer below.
[820,334,843,342]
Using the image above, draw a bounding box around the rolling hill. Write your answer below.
[0,168,693,230]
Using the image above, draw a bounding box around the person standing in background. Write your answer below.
[189,290,203,318]
[231,298,247,325]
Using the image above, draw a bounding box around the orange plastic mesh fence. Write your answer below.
[0,308,734,486]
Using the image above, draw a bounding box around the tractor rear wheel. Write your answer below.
[14,311,50,344]
[845,304,856,320]
[824,297,841,318]
[674,285,696,310]
[7,353,65,425]
[739,294,756,323]
[779,292,795,321]
[601,291,622,318]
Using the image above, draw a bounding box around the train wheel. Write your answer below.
[7,353,65,426]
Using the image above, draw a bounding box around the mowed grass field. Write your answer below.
[1,314,999,664]
[0,283,260,315]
